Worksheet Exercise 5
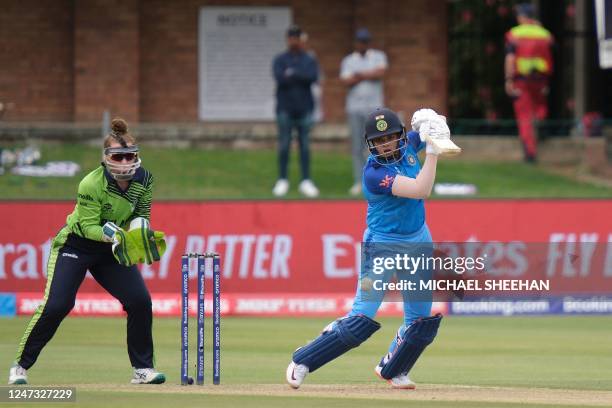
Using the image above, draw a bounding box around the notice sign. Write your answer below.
[198,7,291,120]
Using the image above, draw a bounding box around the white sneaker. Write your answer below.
[349,183,362,196]
[298,179,319,198]
[273,179,290,197]
[374,364,416,389]
[286,361,309,389]
[8,363,27,385]
[131,368,166,384]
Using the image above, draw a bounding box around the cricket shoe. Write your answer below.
[8,363,27,385]
[131,368,166,384]
[374,364,416,389]
[286,361,309,389]
[272,179,290,197]
[298,179,319,198]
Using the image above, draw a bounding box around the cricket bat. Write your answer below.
[423,135,462,156]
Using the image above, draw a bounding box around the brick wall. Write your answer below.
[0,0,447,123]
[74,0,140,122]
[0,0,74,121]
[139,0,201,122]
[351,0,448,120]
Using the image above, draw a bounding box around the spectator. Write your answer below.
[340,28,388,195]
[505,3,553,163]
[272,24,320,198]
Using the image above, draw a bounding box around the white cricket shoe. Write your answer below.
[272,179,290,197]
[131,368,166,384]
[374,364,416,389]
[298,179,319,198]
[349,183,362,196]
[8,363,27,385]
[286,361,309,389]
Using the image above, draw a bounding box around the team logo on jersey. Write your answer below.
[407,154,416,166]
[376,119,388,131]
[379,174,394,188]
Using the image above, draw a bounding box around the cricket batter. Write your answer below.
[8,118,167,385]
[286,107,448,389]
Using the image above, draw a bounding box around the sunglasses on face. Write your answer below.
[110,152,137,162]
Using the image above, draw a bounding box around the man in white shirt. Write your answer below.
[340,28,388,196]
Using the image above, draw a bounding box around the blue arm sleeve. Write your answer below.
[407,131,425,152]
[364,165,399,195]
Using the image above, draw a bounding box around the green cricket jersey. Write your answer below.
[65,164,154,242]
[14,164,155,367]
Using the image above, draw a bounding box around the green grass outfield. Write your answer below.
[1,144,611,199]
[1,316,612,407]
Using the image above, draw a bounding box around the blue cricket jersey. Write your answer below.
[362,131,426,235]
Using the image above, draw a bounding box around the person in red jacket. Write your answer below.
[505,3,553,163]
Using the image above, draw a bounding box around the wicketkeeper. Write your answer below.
[287,108,450,389]
[8,118,167,385]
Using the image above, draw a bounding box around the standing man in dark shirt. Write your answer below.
[272,25,320,198]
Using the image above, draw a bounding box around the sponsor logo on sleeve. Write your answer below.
[379,175,394,188]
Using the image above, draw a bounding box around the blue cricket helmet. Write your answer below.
[364,107,408,165]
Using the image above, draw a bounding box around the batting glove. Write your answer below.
[410,108,439,134]
[423,117,451,141]
[420,119,451,156]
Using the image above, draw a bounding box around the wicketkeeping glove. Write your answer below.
[129,217,167,265]
[134,229,166,265]
[103,221,141,266]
